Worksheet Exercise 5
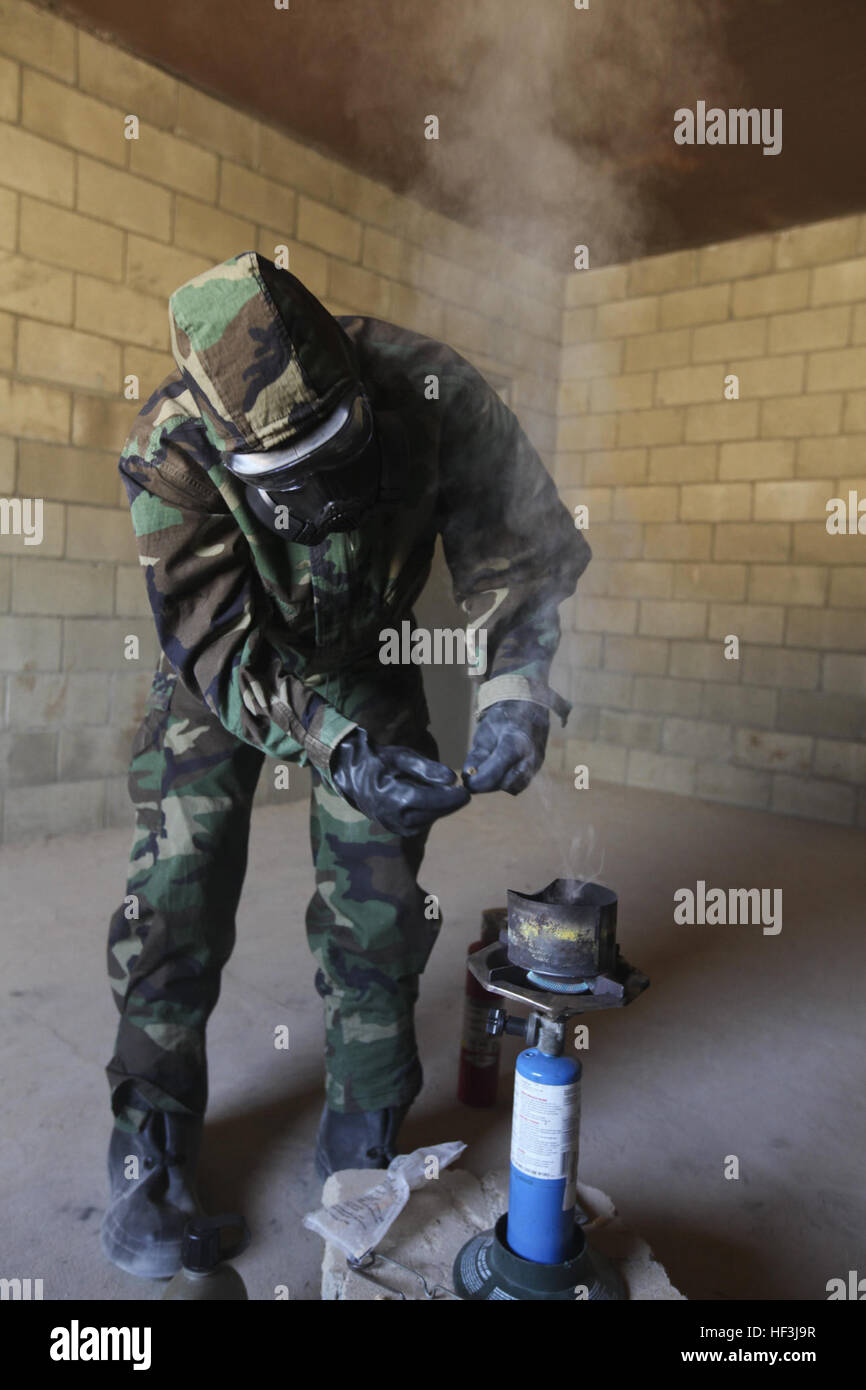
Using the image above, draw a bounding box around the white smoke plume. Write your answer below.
[317,0,732,265]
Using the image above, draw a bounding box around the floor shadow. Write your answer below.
[197,1085,324,1212]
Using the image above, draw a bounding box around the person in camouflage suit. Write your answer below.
[101,251,590,1278]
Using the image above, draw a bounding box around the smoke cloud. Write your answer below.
[318,0,732,265]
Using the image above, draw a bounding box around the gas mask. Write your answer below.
[223,389,383,546]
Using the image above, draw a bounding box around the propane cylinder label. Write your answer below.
[510,1075,580,1191]
[461,998,499,1067]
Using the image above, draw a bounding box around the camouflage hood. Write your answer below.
[168,250,361,453]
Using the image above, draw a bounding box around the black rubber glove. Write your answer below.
[329,727,470,837]
[462,700,549,796]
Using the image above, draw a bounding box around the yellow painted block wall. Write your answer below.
[551,223,866,828]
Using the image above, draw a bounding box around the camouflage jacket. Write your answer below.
[119,254,590,787]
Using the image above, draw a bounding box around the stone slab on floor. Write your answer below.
[319,1168,685,1300]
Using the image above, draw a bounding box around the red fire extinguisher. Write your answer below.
[457,907,506,1107]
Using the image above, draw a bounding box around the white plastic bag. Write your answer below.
[303,1141,466,1261]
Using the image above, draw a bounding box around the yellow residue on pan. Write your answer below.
[512,918,591,944]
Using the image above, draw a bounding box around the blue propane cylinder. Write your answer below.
[507,1049,581,1265]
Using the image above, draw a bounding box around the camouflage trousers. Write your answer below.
[106,654,441,1130]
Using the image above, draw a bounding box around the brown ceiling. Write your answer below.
[40,0,866,268]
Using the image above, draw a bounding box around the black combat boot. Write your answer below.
[100,1086,204,1279]
[314,1103,411,1181]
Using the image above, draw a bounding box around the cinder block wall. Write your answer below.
[549,220,866,828]
[0,1,562,842]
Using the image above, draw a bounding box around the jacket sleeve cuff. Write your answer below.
[474,674,571,727]
[302,708,358,790]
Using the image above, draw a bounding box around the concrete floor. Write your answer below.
[1,775,863,1301]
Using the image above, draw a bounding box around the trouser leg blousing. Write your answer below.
[100,1084,204,1279]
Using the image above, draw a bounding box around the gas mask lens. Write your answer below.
[224,392,382,543]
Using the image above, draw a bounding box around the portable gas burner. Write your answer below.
[452,878,649,1301]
